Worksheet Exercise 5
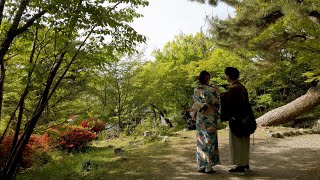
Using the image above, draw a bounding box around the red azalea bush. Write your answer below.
[41,125,98,152]
[0,122,99,168]
[79,118,106,134]
[40,125,65,149]
[0,134,47,168]
[58,126,97,151]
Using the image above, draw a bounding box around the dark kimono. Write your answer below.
[220,80,250,166]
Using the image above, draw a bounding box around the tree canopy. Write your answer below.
[0,0,148,178]
[1,1,320,178]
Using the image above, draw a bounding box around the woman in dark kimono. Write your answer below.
[220,67,251,175]
[191,70,221,173]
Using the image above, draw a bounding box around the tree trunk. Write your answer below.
[0,0,44,120]
[257,84,320,126]
[0,52,65,179]
[0,61,5,119]
[151,104,173,128]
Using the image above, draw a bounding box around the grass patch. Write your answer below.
[17,128,274,179]
[16,134,172,180]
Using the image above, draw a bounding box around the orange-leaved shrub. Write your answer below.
[79,118,106,134]
[0,134,48,168]
[42,125,98,152]
[59,126,97,151]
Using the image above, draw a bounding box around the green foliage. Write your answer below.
[256,94,273,108]
[133,118,173,139]
[153,32,214,64]
[79,52,145,127]
[208,0,320,113]
[0,0,149,134]
[189,0,240,6]
[217,120,228,130]
[128,32,258,131]
[16,134,172,180]
[127,33,218,128]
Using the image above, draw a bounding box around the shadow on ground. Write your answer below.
[98,130,320,180]
[18,129,320,180]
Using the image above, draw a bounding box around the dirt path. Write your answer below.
[162,128,320,180]
[106,128,320,180]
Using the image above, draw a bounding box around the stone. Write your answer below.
[162,136,168,142]
[270,132,284,138]
[283,131,293,136]
[143,131,150,137]
[107,145,114,149]
[114,148,122,155]
[82,160,92,172]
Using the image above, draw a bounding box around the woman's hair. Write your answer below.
[199,70,210,84]
[224,67,240,81]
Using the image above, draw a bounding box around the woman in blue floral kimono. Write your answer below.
[191,70,221,173]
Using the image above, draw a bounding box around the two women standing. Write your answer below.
[191,67,251,175]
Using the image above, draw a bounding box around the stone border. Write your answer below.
[267,128,320,138]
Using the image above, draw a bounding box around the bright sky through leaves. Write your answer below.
[131,0,235,59]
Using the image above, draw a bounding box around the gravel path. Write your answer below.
[156,128,320,180]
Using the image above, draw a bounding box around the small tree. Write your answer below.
[0,0,148,178]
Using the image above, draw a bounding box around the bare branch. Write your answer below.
[0,0,6,25]
[111,1,123,10]
[47,25,96,101]
[11,0,30,31]
[15,10,45,36]
[3,54,18,62]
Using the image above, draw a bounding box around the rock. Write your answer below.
[302,130,309,134]
[107,145,114,149]
[314,120,320,129]
[143,131,150,137]
[121,157,128,161]
[283,131,293,136]
[310,129,316,134]
[295,130,304,135]
[299,129,308,134]
[162,136,168,142]
[293,130,302,135]
[270,132,284,138]
[114,148,122,155]
[312,129,320,134]
[82,160,92,172]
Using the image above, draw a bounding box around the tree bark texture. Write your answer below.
[257,84,320,126]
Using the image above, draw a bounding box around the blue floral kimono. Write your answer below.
[192,84,220,169]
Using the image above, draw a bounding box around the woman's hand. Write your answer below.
[213,84,221,94]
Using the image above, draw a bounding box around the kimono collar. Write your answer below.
[196,83,210,89]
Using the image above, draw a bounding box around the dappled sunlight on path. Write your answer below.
[104,128,320,180]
